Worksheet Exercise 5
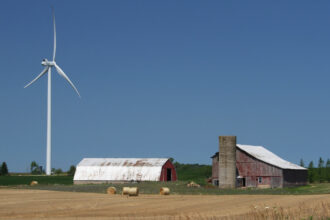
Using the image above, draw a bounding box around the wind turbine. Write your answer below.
[24,9,80,175]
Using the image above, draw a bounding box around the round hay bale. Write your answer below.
[128,187,139,196]
[187,181,200,188]
[122,187,130,195]
[107,187,116,194]
[30,181,38,186]
[160,187,170,195]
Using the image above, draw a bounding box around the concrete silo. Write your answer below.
[218,136,236,188]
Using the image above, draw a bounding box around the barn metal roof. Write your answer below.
[237,145,306,170]
[74,158,169,181]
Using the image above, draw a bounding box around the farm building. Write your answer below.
[74,158,177,184]
[211,136,307,188]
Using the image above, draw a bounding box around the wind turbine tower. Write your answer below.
[24,9,80,175]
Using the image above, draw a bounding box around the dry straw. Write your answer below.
[241,201,330,220]
[107,187,116,194]
[122,187,139,196]
[30,181,38,186]
[160,187,170,195]
[128,187,139,196]
[122,187,130,195]
[187,181,200,188]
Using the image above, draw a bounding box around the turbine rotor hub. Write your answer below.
[41,59,55,67]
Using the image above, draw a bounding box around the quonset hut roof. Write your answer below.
[236,144,306,170]
[74,158,169,182]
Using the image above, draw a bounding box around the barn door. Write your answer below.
[167,168,172,181]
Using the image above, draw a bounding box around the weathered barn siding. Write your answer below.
[211,142,307,188]
[236,148,283,188]
[159,160,177,181]
[283,169,308,187]
[212,150,283,187]
[211,153,219,185]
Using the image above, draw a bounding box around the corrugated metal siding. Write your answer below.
[74,158,171,182]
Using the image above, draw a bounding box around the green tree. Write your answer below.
[326,159,330,182]
[1,162,9,175]
[54,168,62,175]
[299,159,305,167]
[30,161,37,173]
[318,157,326,182]
[51,168,63,175]
[68,165,76,176]
[318,157,324,168]
[308,161,315,183]
[172,161,212,185]
[30,161,42,174]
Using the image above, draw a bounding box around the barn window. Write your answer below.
[258,177,262,183]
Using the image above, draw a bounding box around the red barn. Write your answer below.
[211,136,307,188]
[159,159,178,182]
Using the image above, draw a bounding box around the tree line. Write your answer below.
[170,158,212,185]
[300,157,330,183]
[0,161,75,176]
[30,161,76,176]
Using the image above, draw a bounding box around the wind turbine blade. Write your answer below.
[54,63,81,97]
[24,67,49,88]
[52,8,56,61]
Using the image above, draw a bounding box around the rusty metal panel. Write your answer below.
[74,158,169,182]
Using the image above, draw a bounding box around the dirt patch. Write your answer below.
[0,189,329,219]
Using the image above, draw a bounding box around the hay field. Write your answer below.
[8,180,330,195]
[0,189,329,219]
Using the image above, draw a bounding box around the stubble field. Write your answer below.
[0,188,329,220]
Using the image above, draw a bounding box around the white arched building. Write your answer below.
[74,158,177,184]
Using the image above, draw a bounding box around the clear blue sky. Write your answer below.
[1,0,329,172]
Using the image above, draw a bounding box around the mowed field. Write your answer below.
[0,188,329,220]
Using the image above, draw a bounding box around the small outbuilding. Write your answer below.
[74,158,177,184]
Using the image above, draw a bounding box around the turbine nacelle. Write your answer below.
[41,59,55,66]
